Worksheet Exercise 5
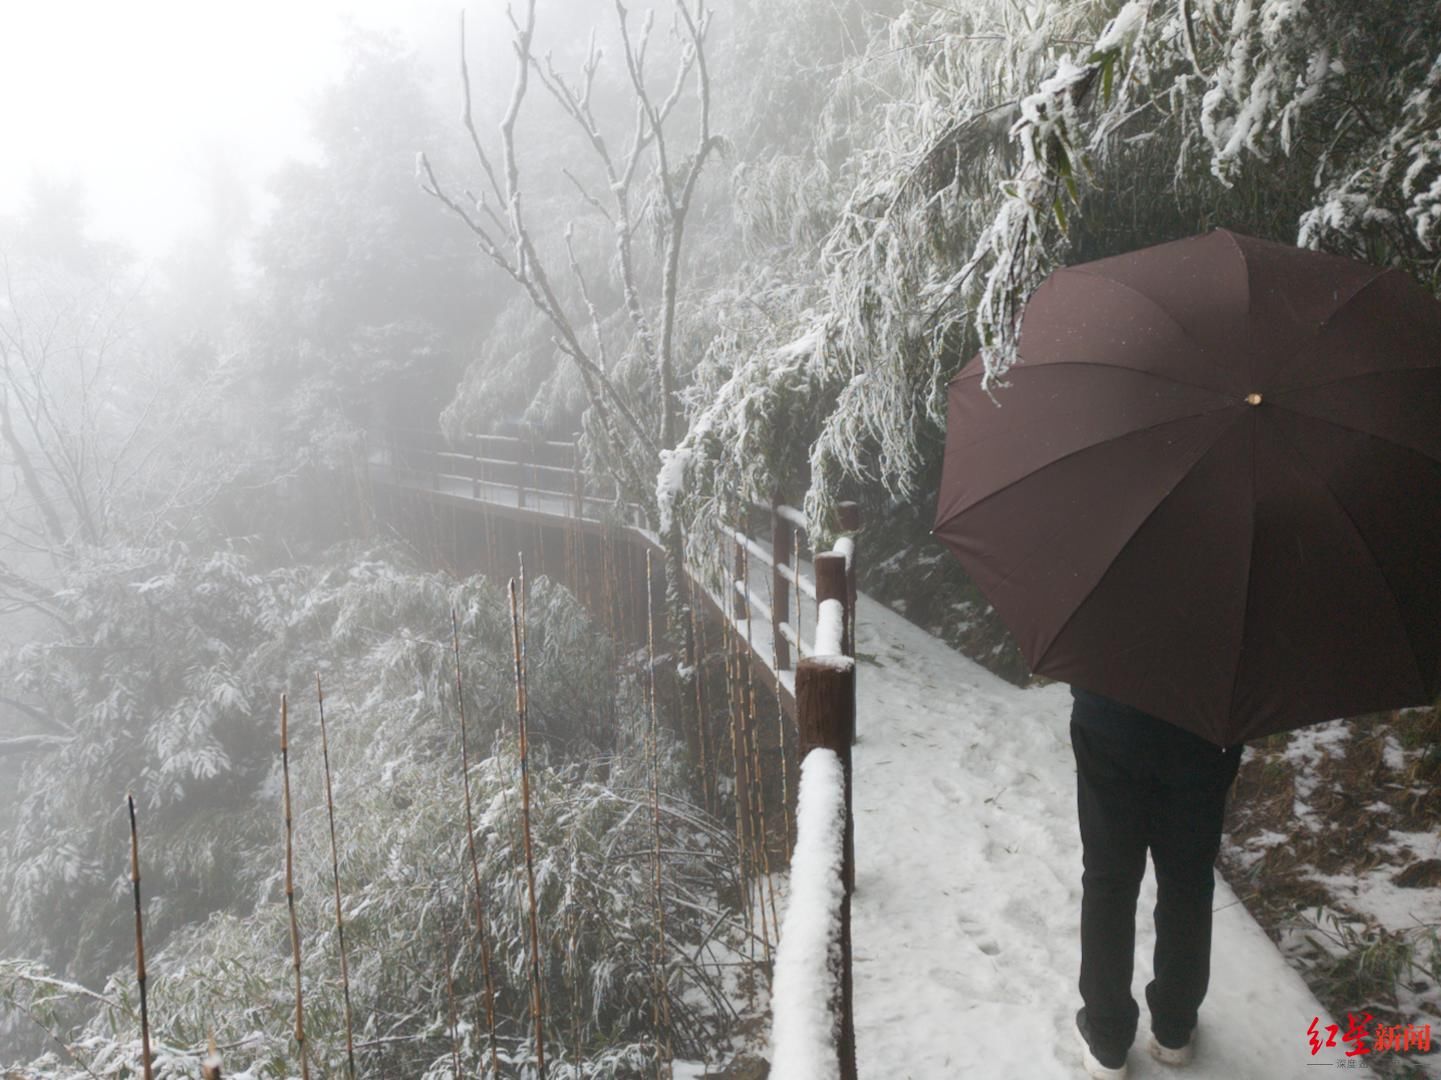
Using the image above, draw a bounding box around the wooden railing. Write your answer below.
[370,428,861,1077]
[728,499,860,711]
[370,426,649,527]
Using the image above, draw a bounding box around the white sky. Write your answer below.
[0,0,459,258]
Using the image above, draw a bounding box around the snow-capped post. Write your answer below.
[788,636,857,1080]
[126,793,153,1080]
[836,502,860,664]
[772,492,792,672]
[810,552,855,896]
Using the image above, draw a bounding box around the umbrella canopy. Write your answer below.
[933,229,1441,746]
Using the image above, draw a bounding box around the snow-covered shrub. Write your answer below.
[1,548,746,1078]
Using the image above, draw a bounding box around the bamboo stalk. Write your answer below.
[686,576,713,816]
[126,793,153,1080]
[315,675,356,1079]
[443,917,461,1080]
[644,552,675,1075]
[280,695,311,1080]
[510,573,548,1078]
[450,610,501,1078]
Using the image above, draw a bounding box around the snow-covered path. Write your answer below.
[847,592,1375,1079]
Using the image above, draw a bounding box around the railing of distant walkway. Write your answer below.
[368,427,860,715]
[368,428,860,1076]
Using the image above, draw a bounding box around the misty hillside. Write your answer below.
[2,1,1439,1077]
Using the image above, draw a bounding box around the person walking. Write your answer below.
[1069,686,1244,1079]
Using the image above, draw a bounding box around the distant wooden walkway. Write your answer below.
[367,429,859,717]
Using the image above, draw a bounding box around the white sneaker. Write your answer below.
[1074,1011,1129,1079]
[1148,1028,1195,1066]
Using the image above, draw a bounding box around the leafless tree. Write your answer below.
[424,5,712,496]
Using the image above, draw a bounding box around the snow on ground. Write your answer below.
[844,593,1377,1078]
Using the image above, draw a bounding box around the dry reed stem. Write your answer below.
[644,552,676,1074]
[510,569,548,1078]
[449,610,501,1078]
[201,1031,222,1080]
[126,794,153,1080]
[315,675,357,1079]
[280,695,311,1080]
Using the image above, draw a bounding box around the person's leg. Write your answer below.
[1145,735,1242,1041]
[1072,719,1149,1056]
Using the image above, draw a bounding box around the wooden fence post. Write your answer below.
[572,441,584,519]
[471,435,481,500]
[795,655,857,1080]
[811,551,854,888]
[733,520,748,621]
[771,493,791,672]
[815,552,846,628]
[837,502,860,662]
[516,438,528,509]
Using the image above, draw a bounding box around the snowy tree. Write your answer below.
[668,0,1441,548]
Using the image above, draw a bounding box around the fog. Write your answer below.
[1,0,1437,1074]
[0,0,472,258]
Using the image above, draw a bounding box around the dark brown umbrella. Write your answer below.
[933,229,1441,746]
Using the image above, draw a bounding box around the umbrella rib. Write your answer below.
[1030,413,1249,674]
[1271,367,1441,418]
[944,405,1235,520]
[1268,402,1441,466]
[950,359,1233,399]
[1062,267,1225,378]
[1266,269,1395,390]
[1265,416,1432,695]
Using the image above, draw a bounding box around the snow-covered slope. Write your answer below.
[846,593,1377,1078]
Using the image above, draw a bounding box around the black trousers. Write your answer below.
[1071,715,1242,1054]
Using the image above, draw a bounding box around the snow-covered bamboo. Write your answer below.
[509,573,548,1078]
[449,610,501,1076]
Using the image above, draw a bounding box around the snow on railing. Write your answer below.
[770,748,848,1079]
[728,499,860,694]
[768,567,858,1080]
